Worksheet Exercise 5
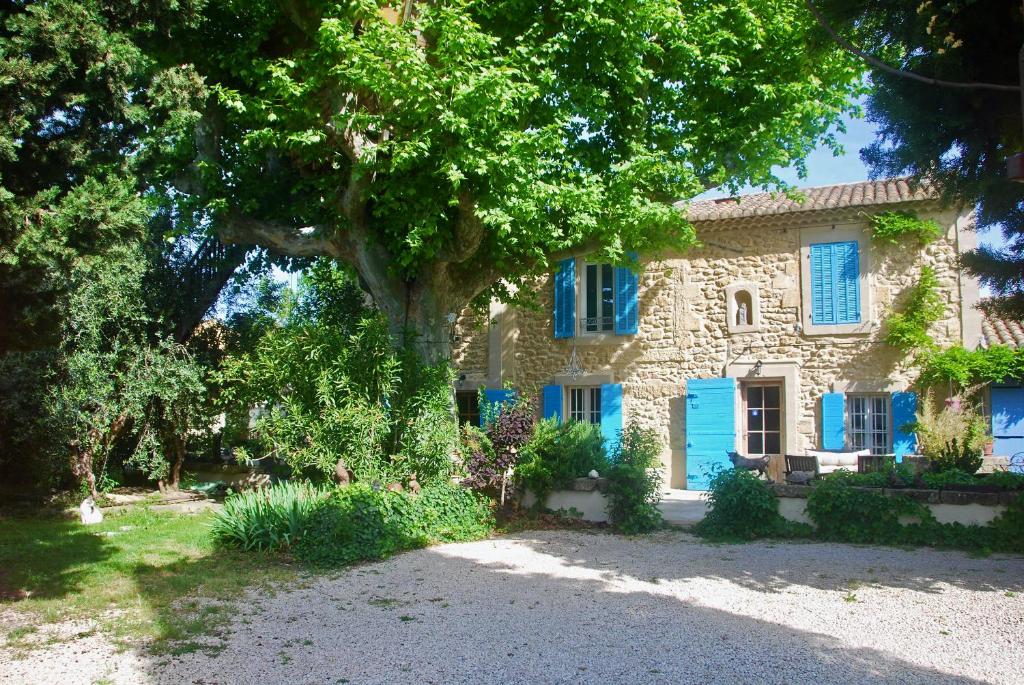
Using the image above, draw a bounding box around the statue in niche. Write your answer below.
[737,300,749,326]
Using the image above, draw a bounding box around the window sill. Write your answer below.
[801,321,873,337]
[573,333,632,346]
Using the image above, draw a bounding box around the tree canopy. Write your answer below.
[810,0,1024,321]
[165,0,863,359]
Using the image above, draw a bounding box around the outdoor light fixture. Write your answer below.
[752,360,763,377]
[560,344,587,379]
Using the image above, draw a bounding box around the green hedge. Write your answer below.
[293,481,494,567]
[695,468,1024,553]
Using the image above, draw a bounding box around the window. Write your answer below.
[744,383,782,455]
[583,263,615,333]
[848,394,890,455]
[809,240,861,325]
[456,390,480,426]
[568,386,601,425]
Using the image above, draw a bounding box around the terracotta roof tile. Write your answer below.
[981,311,1024,349]
[685,178,937,223]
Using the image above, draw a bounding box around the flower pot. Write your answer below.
[983,441,994,457]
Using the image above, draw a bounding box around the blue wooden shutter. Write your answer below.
[553,258,575,339]
[834,241,861,324]
[891,391,918,460]
[542,385,563,422]
[600,383,623,453]
[810,242,860,325]
[684,378,736,490]
[481,389,516,426]
[821,392,846,450]
[614,253,639,335]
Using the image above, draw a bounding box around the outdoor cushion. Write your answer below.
[807,449,870,474]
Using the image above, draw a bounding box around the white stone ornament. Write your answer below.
[588,470,600,479]
[79,497,103,525]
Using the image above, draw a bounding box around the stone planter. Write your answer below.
[520,477,611,522]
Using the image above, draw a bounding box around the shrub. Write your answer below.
[984,470,1024,491]
[694,467,805,540]
[806,472,927,544]
[211,481,329,552]
[907,393,988,473]
[461,401,534,496]
[605,423,663,534]
[515,419,608,506]
[294,481,494,567]
[921,468,977,490]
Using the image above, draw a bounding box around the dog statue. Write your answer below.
[727,451,772,482]
[79,497,103,525]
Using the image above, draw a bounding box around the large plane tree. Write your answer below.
[169,0,863,361]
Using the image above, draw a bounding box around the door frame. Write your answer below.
[725,359,802,456]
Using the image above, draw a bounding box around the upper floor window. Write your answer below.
[809,240,861,325]
[584,263,615,333]
[848,394,889,455]
[553,256,639,339]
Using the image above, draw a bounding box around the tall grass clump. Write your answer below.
[211,481,328,551]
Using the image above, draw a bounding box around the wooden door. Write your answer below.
[742,382,784,482]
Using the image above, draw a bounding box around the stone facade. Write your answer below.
[454,184,981,488]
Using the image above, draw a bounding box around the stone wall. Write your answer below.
[454,203,975,488]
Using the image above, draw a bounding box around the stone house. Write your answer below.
[452,179,989,488]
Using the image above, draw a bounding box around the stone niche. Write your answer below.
[725,282,760,334]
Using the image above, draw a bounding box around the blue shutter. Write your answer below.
[481,389,516,427]
[542,385,563,422]
[891,391,918,460]
[821,392,846,450]
[810,242,860,325]
[684,378,736,490]
[600,383,623,453]
[614,253,639,335]
[553,258,575,339]
[810,243,834,324]
[835,241,861,324]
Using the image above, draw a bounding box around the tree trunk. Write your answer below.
[158,429,187,492]
[370,273,456,365]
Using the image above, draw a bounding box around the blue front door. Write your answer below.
[685,377,737,490]
[992,385,1024,471]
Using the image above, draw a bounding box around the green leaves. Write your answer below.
[883,265,944,352]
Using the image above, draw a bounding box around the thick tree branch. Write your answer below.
[804,0,1021,93]
[218,214,338,258]
[439,191,486,263]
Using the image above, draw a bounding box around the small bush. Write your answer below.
[694,467,807,540]
[605,423,663,534]
[515,419,608,506]
[461,401,534,496]
[806,472,924,544]
[294,481,493,567]
[211,481,328,552]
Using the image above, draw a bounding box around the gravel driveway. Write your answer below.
[3,530,1023,684]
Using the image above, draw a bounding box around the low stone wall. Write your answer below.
[772,484,1017,527]
[520,477,610,522]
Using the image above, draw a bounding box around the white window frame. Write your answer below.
[847,393,891,455]
[567,386,602,425]
[581,262,615,334]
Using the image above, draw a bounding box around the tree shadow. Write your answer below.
[136,530,1019,684]
[0,513,115,601]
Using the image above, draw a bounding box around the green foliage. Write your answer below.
[930,435,984,476]
[807,472,927,544]
[907,394,987,473]
[920,469,977,490]
[605,423,664,534]
[868,211,942,247]
[917,345,1024,389]
[294,481,494,567]
[694,467,808,540]
[816,461,916,489]
[211,482,330,552]
[806,476,1024,553]
[218,265,457,484]
[883,266,944,351]
[515,419,609,506]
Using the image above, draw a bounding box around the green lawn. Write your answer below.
[0,506,298,655]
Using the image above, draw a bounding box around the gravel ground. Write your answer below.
[2,530,1023,685]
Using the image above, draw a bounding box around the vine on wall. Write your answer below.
[867,210,942,246]
[883,265,944,352]
[918,344,1024,388]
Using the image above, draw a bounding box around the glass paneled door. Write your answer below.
[742,382,783,481]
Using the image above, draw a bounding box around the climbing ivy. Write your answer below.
[867,210,942,246]
[883,266,945,352]
[917,344,1024,389]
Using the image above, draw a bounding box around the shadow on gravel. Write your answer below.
[508,530,1024,596]
[145,530,1018,685]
